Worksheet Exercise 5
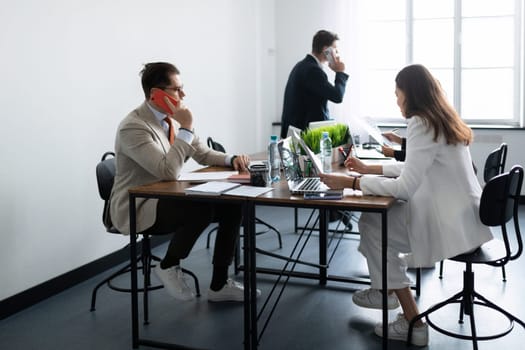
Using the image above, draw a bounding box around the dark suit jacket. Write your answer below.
[280,54,349,138]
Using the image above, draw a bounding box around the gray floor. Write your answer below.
[1,206,524,350]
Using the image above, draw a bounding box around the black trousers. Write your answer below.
[142,199,242,267]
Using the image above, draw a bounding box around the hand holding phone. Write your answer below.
[323,47,335,65]
[151,88,179,115]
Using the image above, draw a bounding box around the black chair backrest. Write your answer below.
[96,152,117,232]
[207,137,226,153]
[479,165,523,261]
[483,143,507,183]
[96,152,116,200]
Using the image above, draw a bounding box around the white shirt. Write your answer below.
[146,102,194,145]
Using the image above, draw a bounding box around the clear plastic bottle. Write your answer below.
[320,131,332,173]
[268,135,281,183]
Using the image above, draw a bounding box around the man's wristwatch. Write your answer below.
[230,155,238,167]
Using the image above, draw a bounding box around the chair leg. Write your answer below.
[207,219,282,250]
[294,207,299,232]
[459,299,465,324]
[440,259,508,282]
[415,268,421,296]
[206,226,218,249]
[234,235,241,275]
[468,301,479,350]
[473,291,525,329]
[90,262,132,311]
[181,268,201,297]
[255,217,283,248]
[142,237,151,325]
[407,289,464,345]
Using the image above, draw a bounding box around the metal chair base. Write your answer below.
[206,218,283,250]
[90,239,201,325]
[408,268,524,349]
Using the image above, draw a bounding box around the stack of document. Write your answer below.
[184,181,241,196]
[184,181,273,197]
[178,171,238,182]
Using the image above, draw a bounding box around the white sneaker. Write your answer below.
[374,313,429,347]
[352,288,400,310]
[208,278,261,302]
[154,265,195,301]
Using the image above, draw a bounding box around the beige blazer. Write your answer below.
[109,102,227,234]
[360,116,493,267]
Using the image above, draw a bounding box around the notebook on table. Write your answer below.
[277,137,329,194]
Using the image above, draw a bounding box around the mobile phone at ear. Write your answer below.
[151,89,178,114]
[323,47,335,65]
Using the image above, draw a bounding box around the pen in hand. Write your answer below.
[338,145,354,161]
[338,146,348,160]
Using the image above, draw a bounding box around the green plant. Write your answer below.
[300,123,350,154]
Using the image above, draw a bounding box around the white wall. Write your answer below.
[2,0,524,302]
[0,0,266,300]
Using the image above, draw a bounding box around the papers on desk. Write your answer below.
[178,171,238,182]
[223,185,273,197]
[184,181,241,196]
[184,181,273,197]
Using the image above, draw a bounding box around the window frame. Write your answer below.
[360,0,524,128]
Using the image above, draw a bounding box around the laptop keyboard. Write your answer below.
[297,177,322,192]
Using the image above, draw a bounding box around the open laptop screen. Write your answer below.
[277,137,303,182]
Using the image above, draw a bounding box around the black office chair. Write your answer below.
[205,137,283,250]
[408,165,524,349]
[440,143,508,280]
[90,151,200,324]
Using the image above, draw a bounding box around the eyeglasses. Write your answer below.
[162,85,184,93]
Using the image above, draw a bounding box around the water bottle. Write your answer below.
[320,131,332,173]
[268,135,281,183]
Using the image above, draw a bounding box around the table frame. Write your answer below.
[128,178,395,350]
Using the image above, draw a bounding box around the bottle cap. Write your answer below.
[322,131,329,138]
[270,135,278,142]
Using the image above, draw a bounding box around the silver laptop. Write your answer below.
[342,130,391,160]
[295,135,325,176]
[277,137,328,194]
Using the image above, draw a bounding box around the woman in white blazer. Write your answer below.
[320,64,492,346]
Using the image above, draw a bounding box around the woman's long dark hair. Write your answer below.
[395,64,473,145]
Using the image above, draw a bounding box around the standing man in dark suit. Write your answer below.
[280,29,349,138]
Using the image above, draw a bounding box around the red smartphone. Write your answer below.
[151,89,178,114]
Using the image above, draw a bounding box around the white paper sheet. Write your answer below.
[178,171,238,182]
[223,186,274,197]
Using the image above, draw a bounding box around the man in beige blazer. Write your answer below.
[110,62,258,302]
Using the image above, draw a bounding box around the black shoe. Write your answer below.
[341,212,353,230]
[329,210,343,223]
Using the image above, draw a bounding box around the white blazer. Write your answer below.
[360,116,493,267]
